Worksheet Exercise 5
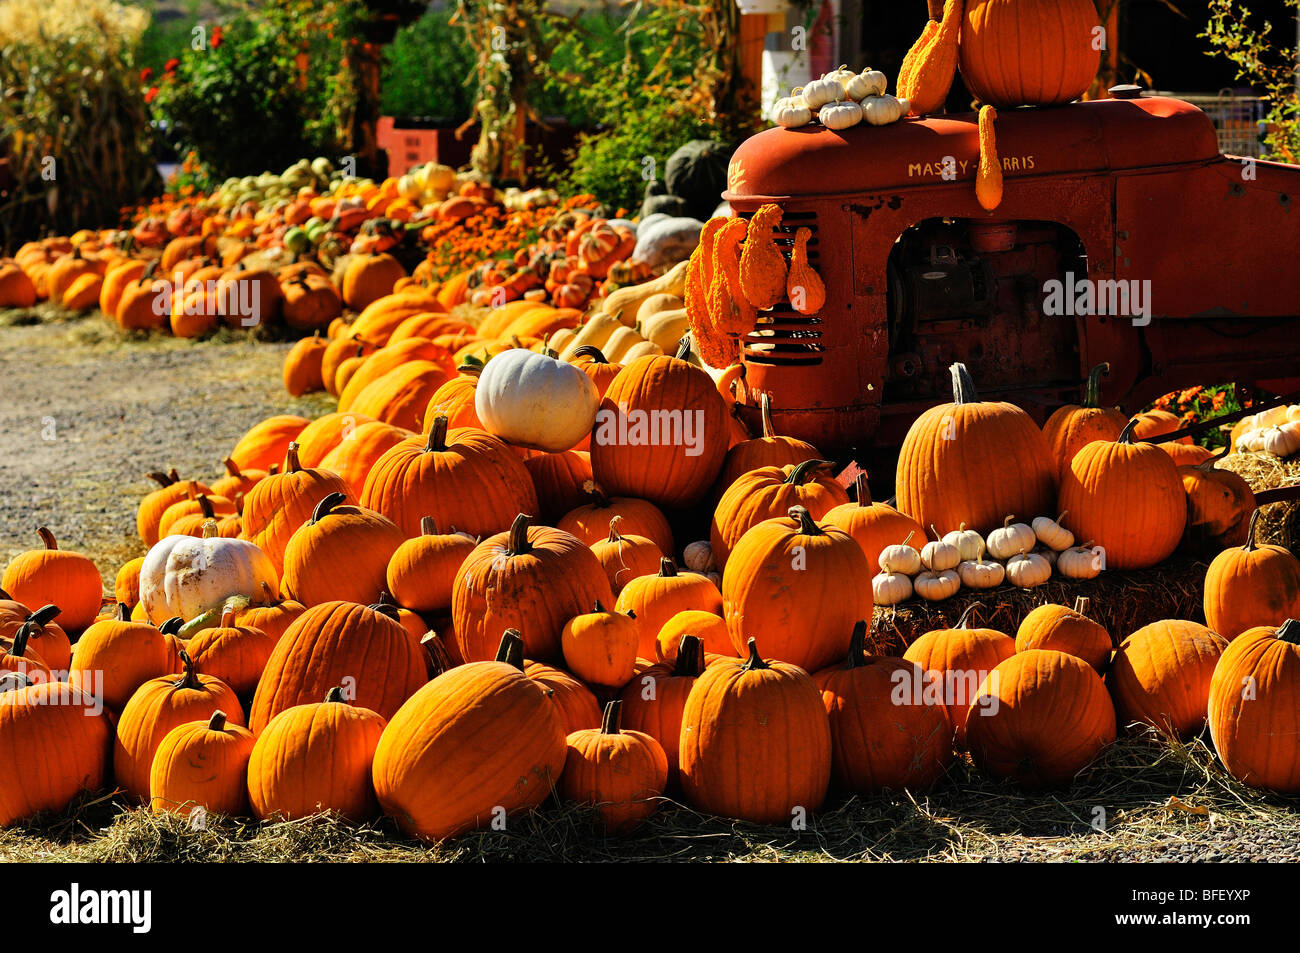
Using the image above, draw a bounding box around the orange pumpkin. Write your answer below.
[1204,509,1300,640]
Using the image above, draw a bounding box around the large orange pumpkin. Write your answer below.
[317,421,414,499]
[1203,509,1300,640]
[149,710,254,818]
[709,459,848,570]
[1015,596,1113,674]
[562,699,668,834]
[2,527,103,633]
[281,493,405,608]
[240,443,352,576]
[959,0,1100,109]
[386,516,477,615]
[1107,619,1226,738]
[228,415,310,473]
[679,638,831,824]
[823,473,924,574]
[293,411,377,468]
[555,480,674,555]
[618,634,707,789]
[1041,363,1128,481]
[896,362,1055,535]
[715,391,820,495]
[1058,419,1186,570]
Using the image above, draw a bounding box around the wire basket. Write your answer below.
[1153,89,1267,157]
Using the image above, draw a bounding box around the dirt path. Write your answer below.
[0,310,332,586]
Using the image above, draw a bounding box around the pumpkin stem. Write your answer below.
[788,505,824,536]
[258,580,277,605]
[673,635,706,677]
[846,620,870,668]
[759,392,778,438]
[223,456,241,478]
[1278,619,1300,645]
[658,556,679,578]
[674,338,692,361]
[505,514,533,556]
[159,616,185,635]
[496,629,526,670]
[36,526,57,550]
[147,470,177,488]
[200,519,220,539]
[1073,595,1090,617]
[605,516,624,543]
[600,699,623,735]
[420,515,440,536]
[285,442,303,473]
[421,632,453,677]
[207,710,228,732]
[312,491,347,523]
[28,604,61,627]
[197,495,215,520]
[426,415,449,452]
[1082,363,1110,408]
[784,458,832,486]
[955,602,984,630]
[581,479,610,508]
[369,595,402,621]
[220,606,235,628]
[853,473,871,507]
[950,362,979,405]
[570,345,608,364]
[175,649,200,689]
[325,686,349,704]
[1117,419,1139,445]
[592,600,606,614]
[10,622,33,658]
[900,529,915,548]
[740,637,769,671]
[115,602,131,622]
[1243,508,1261,553]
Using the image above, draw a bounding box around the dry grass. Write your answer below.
[3,729,1297,863]
[1219,451,1300,552]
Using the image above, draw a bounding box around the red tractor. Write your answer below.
[721,89,1300,466]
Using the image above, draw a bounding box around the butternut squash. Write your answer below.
[559,311,625,361]
[641,308,690,354]
[601,325,647,363]
[619,340,664,363]
[548,327,578,355]
[634,292,684,328]
[600,259,690,326]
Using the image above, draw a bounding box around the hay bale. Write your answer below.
[871,553,1209,654]
[1217,451,1300,554]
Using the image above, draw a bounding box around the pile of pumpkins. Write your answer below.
[772,65,910,131]
[1232,403,1300,458]
[0,340,1295,838]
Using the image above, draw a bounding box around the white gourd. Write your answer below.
[818,99,863,131]
[1261,422,1300,457]
[872,571,913,606]
[475,347,599,452]
[957,556,1005,590]
[773,90,813,129]
[1036,546,1059,568]
[1057,543,1103,580]
[824,65,858,88]
[921,525,961,572]
[845,68,888,101]
[987,515,1037,560]
[802,75,846,110]
[1032,512,1075,551]
[1005,550,1052,589]
[860,94,909,126]
[878,530,922,575]
[914,569,961,601]
[139,522,279,623]
[942,522,985,561]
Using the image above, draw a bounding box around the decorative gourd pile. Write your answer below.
[772,66,910,132]
[1232,404,1300,458]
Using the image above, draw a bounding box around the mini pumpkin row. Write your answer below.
[774,67,909,131]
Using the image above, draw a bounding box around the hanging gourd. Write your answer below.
[975,105,1003,211]
[739,205,788,310]
[897,0,962,116]
[959,0,1101,109]
[686,218,734,369]
[709,218,754,344]
[786,228,826,316]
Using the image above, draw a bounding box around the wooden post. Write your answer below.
[927,0,944,19]
[738,12,770,114]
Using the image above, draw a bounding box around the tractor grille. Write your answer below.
[739,209,824,366]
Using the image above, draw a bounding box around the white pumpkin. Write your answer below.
[1261,422,1300,458]
[824,64,858,89]
[1036,546,1059,567]
[914,569,961,602]
[845,68,888,101]
[682,540,717,573]
[140,522,279,623]
[818,99,862,131]
[986,515,1037,560]
[921,525,961,572]
[872,571,913,606]
[957,556,1005,590]
[802,75,845,110]
[1057,543,1103,580]
[773,95,813,128]
[942,522,985,561]
[1032,512,1075,551]
[1005,550,1052,589]
[861,94,909,126]
[475,348,599,452]
[879,530,922,575]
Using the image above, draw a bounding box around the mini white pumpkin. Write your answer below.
[140,521,279,623]
[682,540,718,573]
[475,347,599,452]
[844,68,888,101]
[986,515,1037,560]
[942,522,985,561]
[824,64,858,88]
[1005,550,1052,589]
[818,99,863,131]
[1057,542,1103,580]
[772,90,813,128]
[878,530,922,575]
[921,524,961,572]
[1036,546,1059,567]
[861,94,909,126]
[957,555,1005,590]
[1032,512,1075,551]
[872,571,913,606]
[914,569,961,601]
[1261,422,1300,458]
[802,75,846,110]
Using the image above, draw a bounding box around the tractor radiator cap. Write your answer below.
[1109,84,1145,99]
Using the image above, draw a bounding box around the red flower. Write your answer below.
[211,25,223,49]
[140,67,154,83]
[165,58,180,74]
[145,86,160,103]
